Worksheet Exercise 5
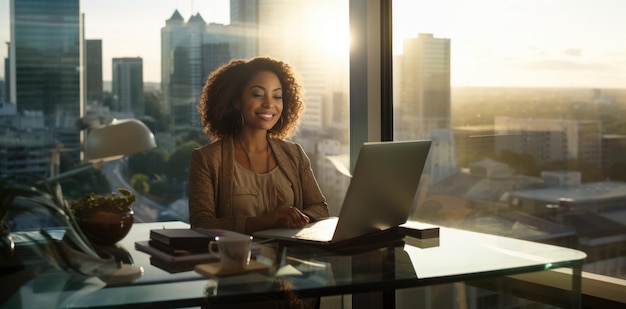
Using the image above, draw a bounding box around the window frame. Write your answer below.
[353,0,626,305]
[349,0,392,171]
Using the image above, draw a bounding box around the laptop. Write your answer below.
[253,140,431,247]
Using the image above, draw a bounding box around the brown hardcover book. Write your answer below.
[148,239,206,256]
[135,240,216,264]
[149,228,220,250]
[149,256,200,273]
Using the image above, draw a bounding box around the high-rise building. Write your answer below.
[0,75,5,104]
[0,128,54,176]
[394,33,455,184]
[3,42,9,104]
[9,0,81,130]
[395,33,451,140]
[229,0,259,58]
[86,39,103,105]
[254,1,348,136]
[230,0,258,24]
[161,10,254,136]
[602,134,626,171]
[112,57,144,117]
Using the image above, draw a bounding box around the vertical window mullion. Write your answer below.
[380,0,393,142]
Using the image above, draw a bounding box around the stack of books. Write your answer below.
[135,228,252,273]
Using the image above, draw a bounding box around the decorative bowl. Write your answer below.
[75,210,134,246]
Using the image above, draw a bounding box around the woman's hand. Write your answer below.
[268,206,310,228]
[246,206,310,234]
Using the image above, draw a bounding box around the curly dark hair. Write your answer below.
[197,57,304,140]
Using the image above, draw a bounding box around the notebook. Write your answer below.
[253,140,431,247]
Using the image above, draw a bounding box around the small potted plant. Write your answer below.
[0,174,120,277]
[72,188,136,246]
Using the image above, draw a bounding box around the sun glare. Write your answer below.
[301,3,349,56]
[322,21,350,55]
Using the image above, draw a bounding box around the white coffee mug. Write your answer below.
[208,235,253,270]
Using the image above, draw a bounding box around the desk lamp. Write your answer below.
[84,118,156,162]
[45,118,157,183]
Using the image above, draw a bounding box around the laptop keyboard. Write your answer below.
[293,218,336,241]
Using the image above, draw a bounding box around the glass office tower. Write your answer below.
[10,0,81,130]
[112,57,143,117]
[395,33,451,141]
[85,39,103,105]
[161,11,236,136]
[394,33,456,184]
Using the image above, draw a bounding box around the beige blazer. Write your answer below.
[188,135,329,233]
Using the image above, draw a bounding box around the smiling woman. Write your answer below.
[188,56,330,235]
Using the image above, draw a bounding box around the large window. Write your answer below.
[392,0,626,281]
[0,0,350,221]
[2,0,625,304]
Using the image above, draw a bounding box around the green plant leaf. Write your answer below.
[1,174,118,269]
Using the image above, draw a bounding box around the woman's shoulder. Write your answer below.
[196,139,220,150]
[271,139,303,153]
[271,139,309,163]
[193,139,227,157]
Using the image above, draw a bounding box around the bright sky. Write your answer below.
[1,0,625,88]
[393,0,626,88]
[0,0,229,83]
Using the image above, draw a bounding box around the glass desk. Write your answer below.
[2,221,586,308]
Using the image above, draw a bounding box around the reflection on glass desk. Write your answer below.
[2,221,586,308]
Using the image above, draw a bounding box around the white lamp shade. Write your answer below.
[84,119,157,162]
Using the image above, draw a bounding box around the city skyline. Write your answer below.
[1,0,625,88]
[0,0,229,84]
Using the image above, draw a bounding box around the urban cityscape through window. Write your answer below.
[0,1,624,303]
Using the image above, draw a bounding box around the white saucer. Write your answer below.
[99,264,144,285]
[195,260,270,277]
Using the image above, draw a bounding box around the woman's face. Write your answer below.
[236,70,284,133]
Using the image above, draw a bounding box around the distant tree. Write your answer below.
[180,130,210,146]
[60,168,112,200]
[128,149,169,179]
[130,173,150,194]
[143,91,168,132]
[601,105,626,134]
[165,141,201,182]
[149,179,179,204]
